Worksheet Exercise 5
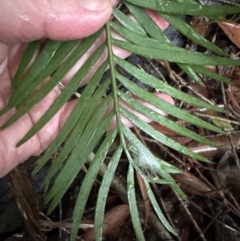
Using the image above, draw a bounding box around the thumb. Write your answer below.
[0,0,112,43]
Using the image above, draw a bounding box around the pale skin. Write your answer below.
[0,0,173,177]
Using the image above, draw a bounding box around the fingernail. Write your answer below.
[80,0,110,11]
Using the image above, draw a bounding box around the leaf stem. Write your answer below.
[105,21,126,148]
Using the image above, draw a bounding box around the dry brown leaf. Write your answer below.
[150,122,191,145]
[191,17,209,37]
[106,194,119,206]
[81,204,130,241]
[187,132,240,158]
[136,172,150,230]
[228,79,240,118]
[218,22,240,48]
[174,171,216,198]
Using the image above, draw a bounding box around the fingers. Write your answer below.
[51,12,169,86]
[0,42,8,70]
[120,93,175,128]
[7,6,169,85]
[0,0,112,43]
[0,90,77,177]
[0,91,174,177]
[146,10,169,30]
[108,92,174,130]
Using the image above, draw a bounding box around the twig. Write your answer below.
[40,220,94,231]
[174,190,207,241]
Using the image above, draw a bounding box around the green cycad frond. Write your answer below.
[1,0,240,240]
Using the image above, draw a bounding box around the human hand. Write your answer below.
[0,0,171,177]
